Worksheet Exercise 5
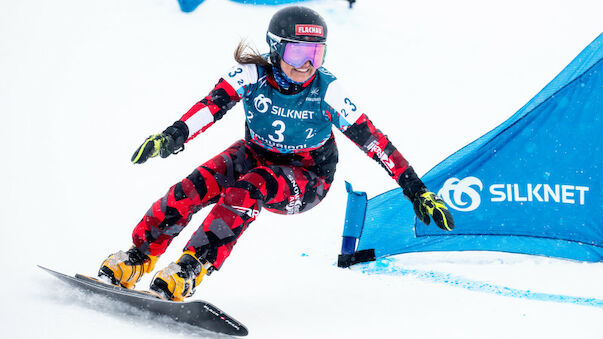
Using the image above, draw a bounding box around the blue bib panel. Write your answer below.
[242,67,337,153]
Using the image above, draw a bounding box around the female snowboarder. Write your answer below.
[98,6,454,301]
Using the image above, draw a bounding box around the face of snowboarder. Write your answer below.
[280,59,316,83]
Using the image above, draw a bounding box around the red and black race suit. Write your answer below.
[133,63,425,269]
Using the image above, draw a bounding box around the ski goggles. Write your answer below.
[267,32,327,68]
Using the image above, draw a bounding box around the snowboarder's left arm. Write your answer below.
[324,81,454,231]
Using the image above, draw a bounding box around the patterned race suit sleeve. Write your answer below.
[170,63,258,142]
[323,80,427,199]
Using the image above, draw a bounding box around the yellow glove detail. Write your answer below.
[413,192,455,231]
[131,134,174,164]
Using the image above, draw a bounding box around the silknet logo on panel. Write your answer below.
[438,177,590,212]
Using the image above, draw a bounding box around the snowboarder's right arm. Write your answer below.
[323,80,455,231]
[131,64,258,164]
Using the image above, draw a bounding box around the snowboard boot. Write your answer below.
[98,246,158,289]
[149,251,212,301]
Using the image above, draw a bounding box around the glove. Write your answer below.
[131,133,181,164]
[412,191,455,231]
[131,121,188,164]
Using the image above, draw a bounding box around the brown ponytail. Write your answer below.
[234,40,271,67]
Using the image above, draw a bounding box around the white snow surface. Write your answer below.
[1,0,602,338]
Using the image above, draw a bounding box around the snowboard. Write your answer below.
[38,265,248,336]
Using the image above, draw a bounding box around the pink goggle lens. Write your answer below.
[282,42,326,68]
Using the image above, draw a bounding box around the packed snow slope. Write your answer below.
[1,0,602,338]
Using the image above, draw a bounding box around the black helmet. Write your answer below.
[266,6,328,65]
[267,6,327,43]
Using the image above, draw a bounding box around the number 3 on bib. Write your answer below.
[269,120,286,143]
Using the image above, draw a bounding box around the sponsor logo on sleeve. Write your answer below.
[366,140,395,172]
